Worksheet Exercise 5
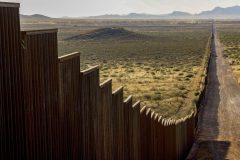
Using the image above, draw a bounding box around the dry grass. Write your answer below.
[217,21,240,84]
[21,19,211,118]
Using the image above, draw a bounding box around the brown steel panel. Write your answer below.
[58,52,81,160]
[182,121,188,158]
[140,107,151,160]
[151,113,164,160]
[156,116,165,160]
[21,30,60,160]
[164,123,177,160]
[80,67,99,160]
[132,101,141,160]
[97,79,113,160]
[59,52,80,62]
[187,116,195,153]
[0,2,20,8]
[112,87,124,160]
[0,4,25,160]
[123,96,133,160]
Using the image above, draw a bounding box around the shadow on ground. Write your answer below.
[196,141,231,160]
[191,33,231,159]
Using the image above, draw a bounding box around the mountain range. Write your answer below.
[20,14,50,19]
[21,5,240,20]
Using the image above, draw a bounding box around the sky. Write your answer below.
[1,0,240,17]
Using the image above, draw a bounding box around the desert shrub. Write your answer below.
[143,94,151,100]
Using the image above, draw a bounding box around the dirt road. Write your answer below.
[189,27,240,159]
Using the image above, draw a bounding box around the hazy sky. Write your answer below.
[2,0,240,17]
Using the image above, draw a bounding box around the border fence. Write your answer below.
[0,2,210,160]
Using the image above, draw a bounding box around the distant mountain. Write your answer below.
[20,5,240,20]
[87,13,160,19]
[199,6,240,16]
[197,6,240,18]
[85,6,240,19]
[20,14,50,19]
[168,11,192,17]
[86,12,192,19]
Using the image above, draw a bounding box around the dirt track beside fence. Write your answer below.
[189,26,240,159]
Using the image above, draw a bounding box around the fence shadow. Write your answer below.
[196,141,231,160]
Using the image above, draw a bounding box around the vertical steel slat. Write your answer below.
[140,107,151,160]
[97,79,113,160]
[80,67,99,160]
[21,29,60,160]
[112,87,124,160]
[58,52,80,160]
[132,101,141,160]
[0,3,25,159]
[0,6,5,158]
[123,96,132,160]
[164,123,177,160]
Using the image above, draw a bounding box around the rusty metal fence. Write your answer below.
[0,2,201,160]
[21,29,60,160]
[0,2,26,159]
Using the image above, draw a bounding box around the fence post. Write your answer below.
[164,119,177,160]
[97,79,114,160]
[123,96,133,160]
[151,112,164,160]
[187,114,195,152]
[0,2,26,159]
[112,87,124,160]
[58,52,81,160]
[140,107,151,159]
[132,101,141,160]
[21,29,60,160]
[80,66,100,160]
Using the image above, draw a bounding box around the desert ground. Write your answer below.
[21,18,211,118]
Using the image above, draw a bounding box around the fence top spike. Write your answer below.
[151,111,155,119]
[81,65,99,75]
[162,118,166,126]
[124,95,133,104]
[112,86,123,95]
[146,108,151,115]
[100,79,112,88]
[154,114,159,120]
[0,1,20,8]
[132,101,141,109]
[178,118,182,123]
[181,118,185,122]
[173,120,176,125]
[58,52,81,62]
[174,120,177,125]
[162,119,165,125]
[22,29,58,35]
[140,106,147,114]
[166,120,169,126]
[158,116,162,123]
[175,120,179,125]
[177,119,181,124]
[163,119,167,126]
[166,120,170,126]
